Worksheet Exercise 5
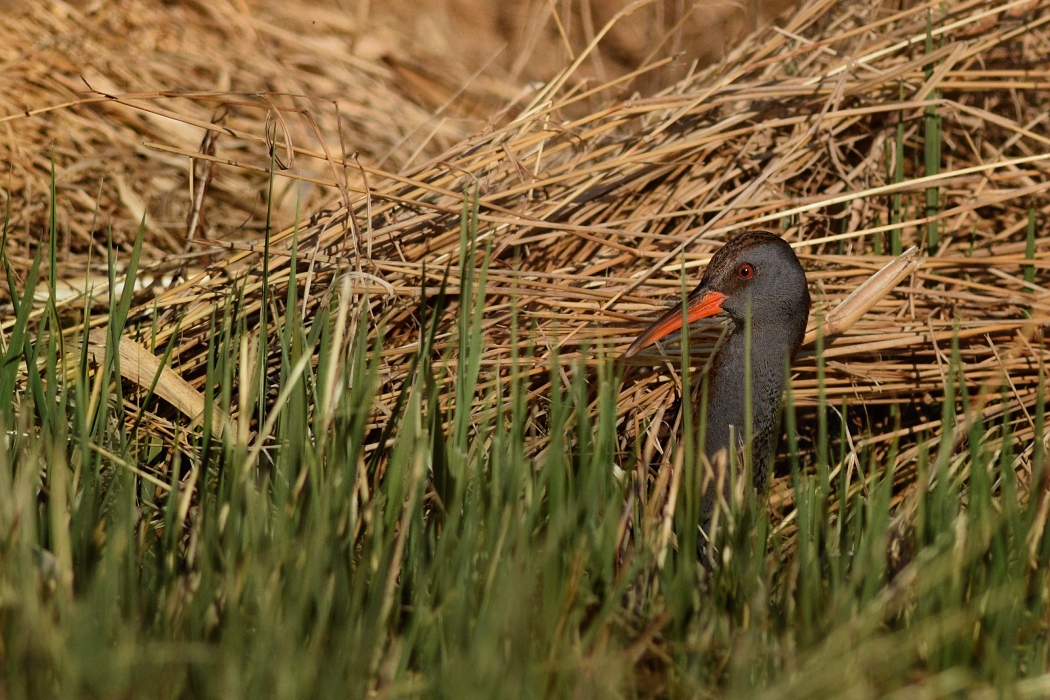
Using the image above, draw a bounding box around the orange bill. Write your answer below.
[623,289,727,358]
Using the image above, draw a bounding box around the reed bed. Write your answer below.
[2,0,1050,695]
[0,0,499,269]
[26,0,1044,512]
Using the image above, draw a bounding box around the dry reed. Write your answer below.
[3,0,1049,524]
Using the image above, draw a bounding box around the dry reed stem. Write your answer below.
[84,327,229,439]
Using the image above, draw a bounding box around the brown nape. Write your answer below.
[701,230,788,279]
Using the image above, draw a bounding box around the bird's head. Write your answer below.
[624,231,810,359]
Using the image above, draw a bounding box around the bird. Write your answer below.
[623,231,810,534]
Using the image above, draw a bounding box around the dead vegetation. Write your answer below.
[2,0,1049,531]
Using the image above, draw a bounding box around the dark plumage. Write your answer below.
[624,231,810,527]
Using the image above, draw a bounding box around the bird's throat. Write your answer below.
[700,325,792,492]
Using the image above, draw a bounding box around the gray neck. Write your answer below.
[700,323,791,492]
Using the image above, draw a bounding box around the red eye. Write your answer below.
[737,263,755,280]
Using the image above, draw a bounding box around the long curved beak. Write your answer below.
[623,288,727,359]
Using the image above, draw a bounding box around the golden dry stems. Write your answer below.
[1,0,1049,524]
[0,0,496,267]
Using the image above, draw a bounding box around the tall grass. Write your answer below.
[0,194,1048,699]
